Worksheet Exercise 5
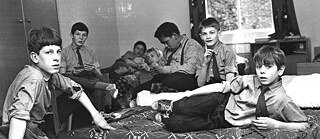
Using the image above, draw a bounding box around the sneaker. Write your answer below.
[129,99,137,108]
[106,84,118,99]
[154,112,170,122]
[151,99,173,113]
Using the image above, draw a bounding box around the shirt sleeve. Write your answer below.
[224,49,238,74]
[279,100,308,122]
[8,80,40,121]
[51,74,83,100]
[60,50,68,72]
[163,40,201,74]
[230,75,251,94]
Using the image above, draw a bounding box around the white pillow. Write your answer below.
[283,74,320,108]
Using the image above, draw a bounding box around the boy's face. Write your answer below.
[146,51,160,64]
[158,34,179,50]
[133,44,145,57]
[71,30,88,47]
[31,45,61,78]
[255,63,285,86]
[200,27,220,47]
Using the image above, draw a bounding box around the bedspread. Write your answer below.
[58,107,320,139]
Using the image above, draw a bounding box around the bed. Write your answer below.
[58,74,320,139]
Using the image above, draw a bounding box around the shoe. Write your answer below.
[106,84,118,99]
[154,112,170,122]
[151,99,173,113]
[129,99,137,108]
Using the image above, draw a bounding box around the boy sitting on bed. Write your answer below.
[1,26,115,139]
[153,45,310,133]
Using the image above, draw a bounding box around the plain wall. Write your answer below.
[56,0,190,68]
[294,0,320,59]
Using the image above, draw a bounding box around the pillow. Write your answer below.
[282,74,320,108]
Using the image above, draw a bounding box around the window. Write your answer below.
[205,0,275,43]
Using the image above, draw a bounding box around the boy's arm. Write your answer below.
[197,63,209,87]
[77,91,116,130]
[252,117,309,130]
[9,117,27,139]
[187,81,231,97]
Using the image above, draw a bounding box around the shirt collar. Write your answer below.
[30,65,51,82]
[205,40,222,54]
[71,43,85,50]
[254,76,283,92]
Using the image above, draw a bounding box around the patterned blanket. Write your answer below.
[59,107,320,139]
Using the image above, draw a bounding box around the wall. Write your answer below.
[294,0,320,59]
[56,0,190,68]
[56,0,119,68]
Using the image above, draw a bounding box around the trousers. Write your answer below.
[162,92,232,133]
[132,72,198,99]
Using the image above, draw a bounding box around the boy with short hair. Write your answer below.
[154,45,309,133]
[1,26,115,139]
[196,17,238,86]
[145,47,167,74]
[60,22,117,112]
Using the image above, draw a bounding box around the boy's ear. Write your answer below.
[278,65,285,76]
[30,52,39,64]
[171,33,178,39]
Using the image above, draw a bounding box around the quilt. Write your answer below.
[58,106,320,139]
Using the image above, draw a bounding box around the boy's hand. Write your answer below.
[84,63,95,71]
[252,117,280,130]
[154,65,165,74]
[93,114,116,130]
[73,68,84,75]
[203,49,214,65]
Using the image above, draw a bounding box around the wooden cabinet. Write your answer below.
[0,0,59,112]
[250,38,311,75]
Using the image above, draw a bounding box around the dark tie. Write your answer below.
[210,52,222,83]
[76,47,83,66]
[256,86,269,117]
[48,82,61,136]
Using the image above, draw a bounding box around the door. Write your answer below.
[0,0,29,113]
[0,0,60,113]
[22,0,60,33]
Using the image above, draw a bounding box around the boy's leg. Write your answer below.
[161,72,198,92]
[172,92,229,116]
[132,74,167,99]
[162,93,231,133]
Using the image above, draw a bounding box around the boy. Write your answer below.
[102,41,148,81]
[60,22,117,112]
[154,45,309,133]
[133,22,202,98]
[1,26,115,139]
[196,17,238,86]
[145,47,167,74]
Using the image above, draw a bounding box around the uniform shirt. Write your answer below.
[162,35,203,74]
[196,41,238,81]
[60,44,100,73]
[2,65,83,125]
[225,75,308,126]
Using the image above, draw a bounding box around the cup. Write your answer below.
[150,83,162,94]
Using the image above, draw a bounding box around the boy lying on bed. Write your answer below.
[151,45,310,133]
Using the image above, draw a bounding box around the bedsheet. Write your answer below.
[58,106,320,139]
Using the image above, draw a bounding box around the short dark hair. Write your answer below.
[253,45,285,69]
[134,41,147,53]
[198,17,220,33]
[71,22,89,34]
[154,22,180,38]
[27,26,62,54]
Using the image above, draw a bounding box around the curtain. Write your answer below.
[269,0,301,39]
[189,0,206,45]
